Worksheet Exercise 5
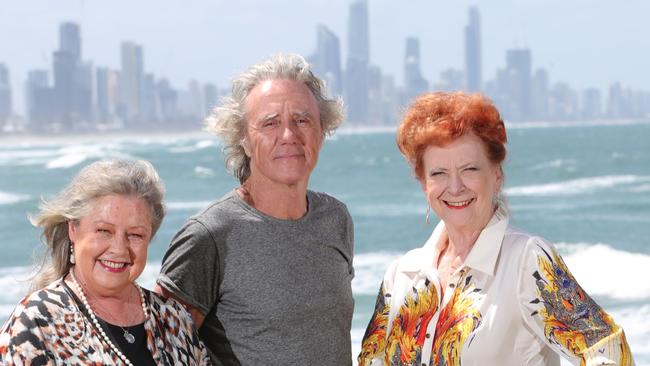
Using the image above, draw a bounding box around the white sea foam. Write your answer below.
[194,166,215,177]
[609,304,650,359]
[44,145,132,169]
[505,175,650,196]
[166,200,213,211]
[630,184,650,193]
[529,158,576,171]
[168,139,217,153]
[0,148,62,166]
[46,153,89,169]
[352,251,401,295]
[0,191,31,205]
[560,243,650,300]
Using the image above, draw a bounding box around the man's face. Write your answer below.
[243,79,323,187]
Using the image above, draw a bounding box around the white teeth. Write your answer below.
[447,199,473,207]
[99,260,126,269]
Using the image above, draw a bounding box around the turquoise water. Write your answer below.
[1,121,649,363]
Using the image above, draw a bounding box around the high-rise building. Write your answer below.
[404,37,428,100]
[505,48,532,121]
[156,78,178,122]
[204,83,218,116]
[0,63,12,124]
[26,70,54,130]
[434,69,464,92]
[345,0,370,124]
[52,22,92,129]
[531,68,549,120]
[96,67,111,122]
[120,41,144,123]
[464,6,482,92]
[581,88,602,120]
[314,25,343,96]
[52,49,76,128]
[59,22,81,62]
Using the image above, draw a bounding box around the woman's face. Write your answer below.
[421,133,502,233]
[68,194,153,298]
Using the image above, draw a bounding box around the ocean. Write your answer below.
[1,120,649,364]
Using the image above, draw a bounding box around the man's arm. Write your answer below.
[154,284,206,329]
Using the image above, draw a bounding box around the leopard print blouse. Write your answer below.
[0,279,211,365]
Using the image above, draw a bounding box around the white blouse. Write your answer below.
[358,207,634,366]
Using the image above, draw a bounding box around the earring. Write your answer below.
[69,242,76,264]
[425,206,431,224]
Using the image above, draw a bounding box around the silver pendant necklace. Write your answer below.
[123,328,136,344]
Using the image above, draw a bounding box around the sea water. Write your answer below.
[1,121,649,364]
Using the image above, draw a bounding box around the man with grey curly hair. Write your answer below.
[156,53,355,365]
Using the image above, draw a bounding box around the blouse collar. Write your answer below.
[397,206,509,277]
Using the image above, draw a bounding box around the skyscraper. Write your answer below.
[464,6,482,92]
[52,22,92,129]
[0,63,12,124]
[314,25,343,96]
[404,37,428,100]
[59,22,81,62]
[506,48,532,120]
[26,70,54,130]
[120,41,144,123]
[345,0,370,124]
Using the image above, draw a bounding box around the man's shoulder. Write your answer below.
[308,190,349,213]
[188,190,245,224]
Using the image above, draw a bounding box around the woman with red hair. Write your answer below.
[358,92,633,366]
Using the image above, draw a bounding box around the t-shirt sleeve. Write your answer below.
[345,206,355,278]
[157,218,220,316]
[517,237,635,366]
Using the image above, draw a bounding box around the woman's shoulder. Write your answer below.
[503,225,556,255]
[1,280,73,336]
[11,280,71,318]
[144,288,195,321]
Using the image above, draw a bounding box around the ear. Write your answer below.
[68,220,78,243]
[495,165,504,193]
[241,137,251,157]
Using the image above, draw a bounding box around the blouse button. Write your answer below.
[449,283,456,288]
[425,333,431,338]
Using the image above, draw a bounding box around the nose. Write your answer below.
[447,173,466,195]
[279,120,300,143]
[110,234,130,255]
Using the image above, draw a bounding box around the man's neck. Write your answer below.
[239,176,309,220]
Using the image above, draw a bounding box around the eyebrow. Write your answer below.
[258,113,279,123]
[293,110,313,119]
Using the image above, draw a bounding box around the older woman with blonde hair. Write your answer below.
[358,92,634,366]
[0,159,209,365]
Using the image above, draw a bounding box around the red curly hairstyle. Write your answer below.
[397,92,507,180]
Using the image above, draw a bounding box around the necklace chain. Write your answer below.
[69,270,148,366]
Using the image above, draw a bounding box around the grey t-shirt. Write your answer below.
[158,190,354,366]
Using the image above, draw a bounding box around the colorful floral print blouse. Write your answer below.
[358,207,634,366]
[0,279,211,365]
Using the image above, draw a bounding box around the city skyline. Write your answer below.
[3,0,650,115]
[0,0,650,129]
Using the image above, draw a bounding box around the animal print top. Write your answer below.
[0,278,211,365]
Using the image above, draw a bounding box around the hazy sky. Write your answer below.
[2,0,649,115]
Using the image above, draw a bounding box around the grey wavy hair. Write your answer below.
[205,53,345,184]
[29,159,165,292]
